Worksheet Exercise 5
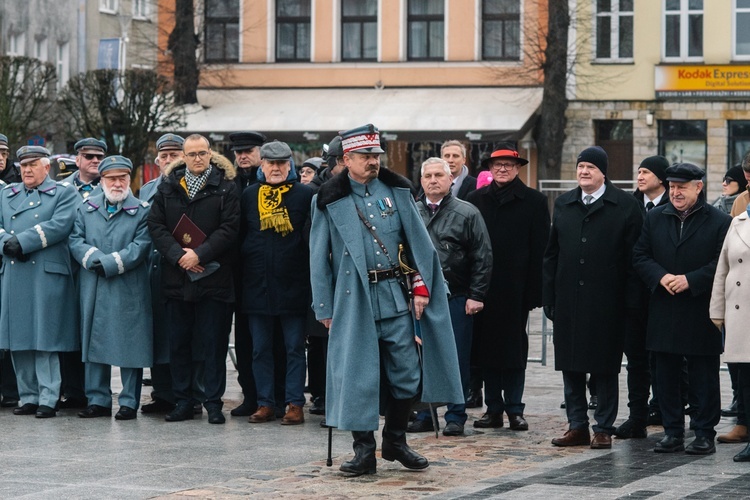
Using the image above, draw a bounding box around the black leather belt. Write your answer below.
[367,267,402,283]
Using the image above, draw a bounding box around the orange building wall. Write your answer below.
[447,0,477,61]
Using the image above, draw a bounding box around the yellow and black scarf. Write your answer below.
[258,184,293,236]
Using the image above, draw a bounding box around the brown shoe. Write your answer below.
[248,406,276,423]
[591,432,612,449]
[551,428,590,447]
[718,425,749,443]
[281,403,304,425]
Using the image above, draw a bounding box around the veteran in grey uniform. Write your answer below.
[70,138,105,199]
[0,146,79,418]
[310,124,463,475]
[69,156,153,420]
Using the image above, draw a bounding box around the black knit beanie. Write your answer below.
[577,146,608,176]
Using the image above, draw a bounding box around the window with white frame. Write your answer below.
[133,0,150,19]
[735,0,750,58]
[595,0,633,60]
[663,0,703,61]
[8,33,25,56]
[57,42,70,92]
[35,37,48,61]
[100,0,118,13]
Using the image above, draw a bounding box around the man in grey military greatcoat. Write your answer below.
[0,146,79,418]
[310,124,463,475]
[69,155,153,420]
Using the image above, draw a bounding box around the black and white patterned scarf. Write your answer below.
[184,165,212,199]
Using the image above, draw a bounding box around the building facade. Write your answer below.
[157,0,546,183]
[566,0,750,201]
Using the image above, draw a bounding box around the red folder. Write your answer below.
[171,214,206,249]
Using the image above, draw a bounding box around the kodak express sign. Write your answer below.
[655,65,750,98]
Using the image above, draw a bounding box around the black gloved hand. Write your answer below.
[89,261,106,277]
[3,236,23,258]
[543,305,555,322]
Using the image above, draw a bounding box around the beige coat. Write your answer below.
[710,211,750,362]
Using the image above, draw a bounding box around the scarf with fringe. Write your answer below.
[258,183,293,236]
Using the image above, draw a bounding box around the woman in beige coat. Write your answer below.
[710,210,750,462]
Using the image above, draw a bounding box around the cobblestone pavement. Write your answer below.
[1,314,747,498]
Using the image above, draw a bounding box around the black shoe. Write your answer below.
[654,435,684,453]
[207,407,226,424]
[0,397,19,408]
[734,443,750,462]
[686,436,716,455]
[13,403,38,415]
[614,418,648,439]
[721,398,739,417]
[560,400,566,409]
[407,419,435,433]
[35,405,56,418]
[508,414,529,431]
[647,409,662,426]
[382,439,429,470]
[193,402,203,415]
[78,405,112,418]
[115,406,137,420]
[141,398,175,414]
[58,397,88,409]
[309,396,326,415]
[230,400,257,417]
[320,418,329,428]
[443,421,464,436]
[465,389,483,409]
[165,402,195,422]
[340,431,377,476]
[588,396,598,410]
[473,412,503,428]
[142,377,152,386]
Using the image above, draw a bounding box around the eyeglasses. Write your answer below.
[723,176,737,184]
[81,153,104,161]
[185,151,210,159]
[490,162,518,171]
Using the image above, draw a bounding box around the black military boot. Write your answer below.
[340,431,377,475]
[381,397,429,470]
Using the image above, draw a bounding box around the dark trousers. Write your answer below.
[738,363,750,427]
[0,351,18,399]
[562,371,618,434]
[654,352,720,439]
[165,299,232,408]
[307,335,328,400]
[649,353,690,411]
[60,351,86,401]
[728,362,740,402]
[623,311,651,422]
[483,368,525,416]
[234,309,257,404]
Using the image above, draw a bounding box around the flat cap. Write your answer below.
[0,134,8,150]
[156,133,184,151]
[74,138,107,154]
[340,124,384,154]
[327,136,343,157]
[665,162,705,182]
[98,155,133,175]
[260,140,292,161]
[229,131,267,151]
[302,157,324,171]
[17,145,50,163]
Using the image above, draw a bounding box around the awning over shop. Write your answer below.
[179,87,543,141]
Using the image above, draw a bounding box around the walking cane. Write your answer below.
[326,426,333,466]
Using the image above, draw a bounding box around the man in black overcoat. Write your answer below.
[632,163,731,455]
[543,146,643,450]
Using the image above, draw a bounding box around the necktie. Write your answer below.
[646,201,655,211]
[583,195,594,206]
[427,203,439,215]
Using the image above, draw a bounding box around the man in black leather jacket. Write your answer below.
[409,157,493,436]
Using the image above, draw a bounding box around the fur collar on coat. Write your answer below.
[163,152,237,181]
[316,167,415,210]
